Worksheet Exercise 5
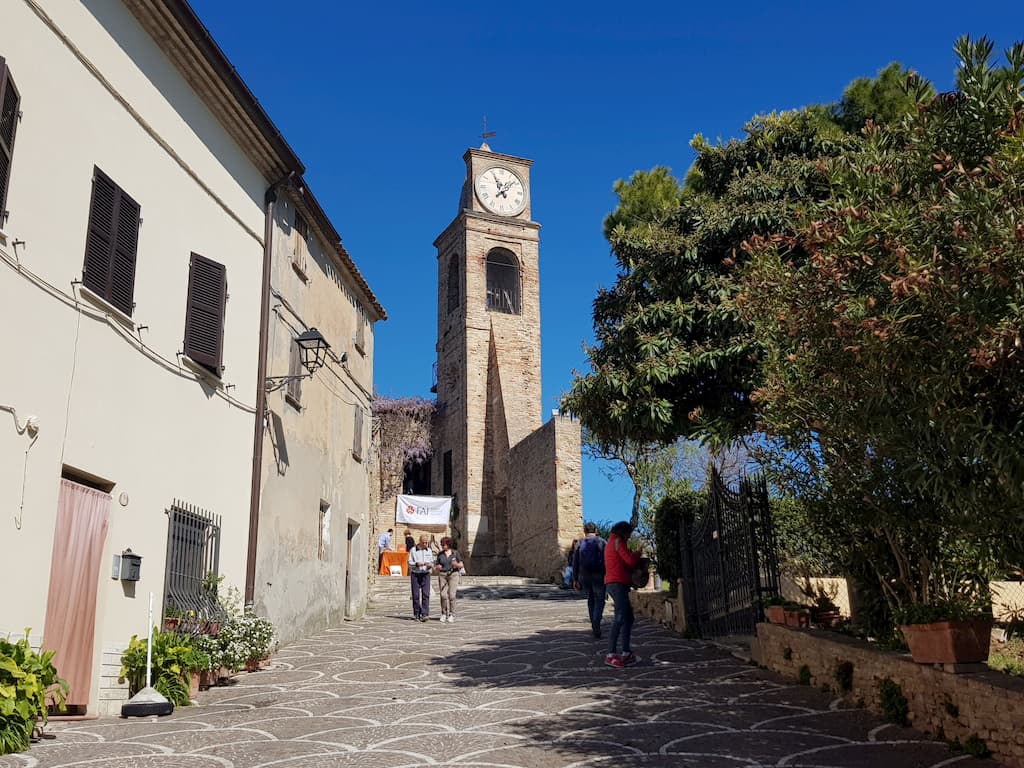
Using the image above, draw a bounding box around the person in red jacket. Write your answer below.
[604,520,642,668]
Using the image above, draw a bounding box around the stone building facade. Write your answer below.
[429,145,583,578]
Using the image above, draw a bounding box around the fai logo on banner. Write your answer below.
[406,503,430,517]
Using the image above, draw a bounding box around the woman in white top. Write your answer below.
[434,537,464,623]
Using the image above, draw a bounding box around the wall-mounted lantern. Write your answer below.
[265,327,331,391]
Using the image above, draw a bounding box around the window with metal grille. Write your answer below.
[0,57,20,225]
[485,248,520,314]
[82,168,140,316]
[183,253,227,376]
[352,404,364,461]
[285,336,302,408]
[163,500,222,621]
[446,253,459,313]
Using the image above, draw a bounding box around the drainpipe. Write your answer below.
[245,176,289,606]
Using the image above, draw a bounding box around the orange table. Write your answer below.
[379,550,408,576]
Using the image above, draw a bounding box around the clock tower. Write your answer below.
[433,144,546,573]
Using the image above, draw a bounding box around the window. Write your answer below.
[285,336,302,408]
[443,450,452,496]
[183,253,227,376]
[485,248,520,314]
[318,501,330,561]
[82,168,141,316]
[0,57,20,225]
[164,500,221,619]
[352,405,364,461]
[446,253,459,313]
[354,308,366,355]
[292,210,309,277]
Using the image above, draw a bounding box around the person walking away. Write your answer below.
[403,529,415,552]
[572,522,606,638]
[562,539,579,588]
[604,520,642,667]
[377,528,393,573]
[434,537,464,623]
[408,534,435,621]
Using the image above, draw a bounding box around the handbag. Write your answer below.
[630,557,651,589]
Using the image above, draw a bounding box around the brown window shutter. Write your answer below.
[0,57,21,223]
[352,405,364,460]
[183,253,227,375]
[82,168,140,316]
[286,337,302,405]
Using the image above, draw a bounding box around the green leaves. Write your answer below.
[0,631,68,755]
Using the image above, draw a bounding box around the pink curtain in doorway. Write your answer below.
[43,479,111,709]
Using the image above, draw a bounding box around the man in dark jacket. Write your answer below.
[572,522,607,638]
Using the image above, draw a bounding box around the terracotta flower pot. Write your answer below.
[784,608,811,628]
[245,659,260,673]
[163,617,181,631]
[765,605,786,624]
[189,671,200,699]
[900,618,993,664]
[198,669,214,690]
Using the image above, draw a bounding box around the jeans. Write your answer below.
[580,572,606,628]
[607,582,634,654]
[410,571,431,617]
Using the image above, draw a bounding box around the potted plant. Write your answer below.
[763,594,787,624]
[119,630,209,706]
[237,612,275,672]
[163,604,181,631]
[214,619,247,677]
[811,592,842,627]
[0,631,68,755]
[190,634,220,690]
[896,599,993,664]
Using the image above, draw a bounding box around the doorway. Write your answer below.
[43,477,112,713]
[345,520,359,618]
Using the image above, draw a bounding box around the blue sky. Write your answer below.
[190,0,1024,524]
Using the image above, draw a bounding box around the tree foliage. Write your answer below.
[744,36,1024,609]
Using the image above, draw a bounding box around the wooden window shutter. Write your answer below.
[0,57,21,223]
[354,308,366,355]
[352,405,364,460]
[292,211,309,277]
[183,253,227,375]
[82,168,140,316]
[285,337,302,405]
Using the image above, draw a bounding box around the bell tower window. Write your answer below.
[447,253,459,314]
[485,248,520,314]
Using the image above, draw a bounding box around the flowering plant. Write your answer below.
[238,613,276,662]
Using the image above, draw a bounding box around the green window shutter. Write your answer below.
[183,253,227,375]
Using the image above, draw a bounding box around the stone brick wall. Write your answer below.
[754,622,1024,766]
[507,415,583,580]
[96,643,129,717]
[630,581,688,635]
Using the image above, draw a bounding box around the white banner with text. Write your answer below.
[396,495,452,526]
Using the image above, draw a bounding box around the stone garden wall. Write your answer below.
[754,622,1024,767]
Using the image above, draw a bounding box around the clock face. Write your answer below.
[475,166,526,216]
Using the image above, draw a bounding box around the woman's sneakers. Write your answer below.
[605,652,637,668]
[439,615,456,623]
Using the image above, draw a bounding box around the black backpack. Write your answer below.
[578,537,605,574]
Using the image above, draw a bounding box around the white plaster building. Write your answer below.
[0,0,382,715]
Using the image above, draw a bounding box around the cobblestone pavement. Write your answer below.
[2,577,993,768]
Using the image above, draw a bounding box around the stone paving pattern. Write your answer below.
[2,577,995,767]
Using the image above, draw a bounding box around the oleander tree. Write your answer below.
[742,36,1024,612]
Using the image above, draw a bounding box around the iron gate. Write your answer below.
[680,469,780,638]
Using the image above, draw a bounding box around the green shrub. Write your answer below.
[878,678,909,726]
[963,734,991,758]
[0,631,68,755]
[119,631,209,707]
[798,665,812,686]
[834,660,854,693]
[652,489,704,582]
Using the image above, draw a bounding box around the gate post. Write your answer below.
[679,507,699,635]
